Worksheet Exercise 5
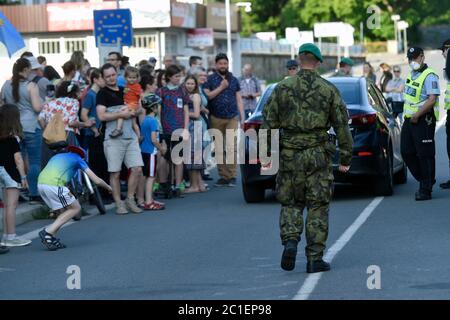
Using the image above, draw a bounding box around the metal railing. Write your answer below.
[240,38,365,57]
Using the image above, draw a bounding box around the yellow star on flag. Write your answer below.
[0,19,4,27]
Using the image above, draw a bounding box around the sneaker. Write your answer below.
[215,178,229,187]
[228,178,237,187]
[0,246,9,254]
[109,128,123,138]
[125,197,143,214]
[2,236,32,247]
[29,196,44,205]
[116,202,129,215]
[179,181,186,192]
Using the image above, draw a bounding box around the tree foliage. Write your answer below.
[235,0,450,41]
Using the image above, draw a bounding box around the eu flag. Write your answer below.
[0,11,25,57]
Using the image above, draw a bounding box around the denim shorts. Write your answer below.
[0,166,20,189]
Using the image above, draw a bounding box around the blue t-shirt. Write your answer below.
[81,89,100,136]
[140,115,159,155]
[38,153,88,187]
[118,75,126,88]
[204,72,240,119]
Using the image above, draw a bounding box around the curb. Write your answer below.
[0,203,117,231]
[0,204,45,231]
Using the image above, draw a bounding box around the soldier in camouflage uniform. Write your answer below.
[263,43,353,273]
[333,57,354,77]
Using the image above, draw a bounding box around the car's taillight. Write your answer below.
[350,113,377,126]
[244,121,261,132]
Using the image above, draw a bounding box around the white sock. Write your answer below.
[6,234,16,241]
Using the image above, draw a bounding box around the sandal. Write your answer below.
[39,229,65,251]
[143,201,165,211]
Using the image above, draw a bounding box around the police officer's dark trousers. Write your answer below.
[401,114,436,193]
[446,110,450,162]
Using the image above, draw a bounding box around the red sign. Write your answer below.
[47,2,116,32]
[187,28,214,48]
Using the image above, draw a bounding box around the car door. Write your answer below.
[371,85,403,168]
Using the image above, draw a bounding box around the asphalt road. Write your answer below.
[1,51,449,300]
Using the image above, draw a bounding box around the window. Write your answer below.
[334,82,361,105]
[132,35,157,49]
[65,39,87,53]
[38,40,61,55]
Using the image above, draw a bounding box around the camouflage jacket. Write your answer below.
[262,69,353,166]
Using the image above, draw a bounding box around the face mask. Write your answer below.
[409,61,421,71]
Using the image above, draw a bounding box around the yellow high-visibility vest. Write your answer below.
[445,81,450,110]
[403,68,440,120]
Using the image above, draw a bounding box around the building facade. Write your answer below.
[1,0,242,84]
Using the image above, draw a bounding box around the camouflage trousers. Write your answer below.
[276,145,334,261]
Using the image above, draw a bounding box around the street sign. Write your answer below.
[94,9,133,47]
[187,28,214,47]
[285,27,300,45]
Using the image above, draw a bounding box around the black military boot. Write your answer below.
[281,240,298,271]
[415,190,432,201]
[307,259,331,273]
[440,180,450,189]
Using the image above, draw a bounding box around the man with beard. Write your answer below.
[203,53,245,187]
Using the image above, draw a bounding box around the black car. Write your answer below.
[240,77,407,203]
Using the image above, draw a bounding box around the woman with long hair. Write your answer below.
[363,62,376,84]
[183,75,207,193]
[0,57,43,204]
[0,104,32,248]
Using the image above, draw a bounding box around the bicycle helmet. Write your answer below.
[67,145,86,159]
[142,94,161,111]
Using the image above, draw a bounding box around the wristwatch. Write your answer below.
[21,176,27,180]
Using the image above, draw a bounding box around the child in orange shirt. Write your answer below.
[110,67,142,139]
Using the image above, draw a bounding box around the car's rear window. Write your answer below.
[256,84,276,112]
[332,82,361,105]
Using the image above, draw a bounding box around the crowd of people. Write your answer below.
[0,50,265,253]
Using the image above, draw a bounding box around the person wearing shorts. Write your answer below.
[96,63,144,215]
[37,146,111,251]
[136,95,166,210]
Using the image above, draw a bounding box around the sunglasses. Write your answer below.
[394,70,401,72]
[288,67,298,71]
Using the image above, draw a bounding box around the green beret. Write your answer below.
[340,57,354,66]
[298,43,323,63]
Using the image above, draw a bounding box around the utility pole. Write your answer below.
[225,0,233,72]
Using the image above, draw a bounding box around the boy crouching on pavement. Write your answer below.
[37,146,112,251]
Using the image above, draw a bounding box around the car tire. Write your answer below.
[242,183,266,203]
[394,162,408,184]
[374,154,394,196]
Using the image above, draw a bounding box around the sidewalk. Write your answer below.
[0,202,45,231]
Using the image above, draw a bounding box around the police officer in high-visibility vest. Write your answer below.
[401,47,441,201]
[439,39,450,189]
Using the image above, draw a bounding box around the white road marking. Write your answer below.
[293,197,384,300]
